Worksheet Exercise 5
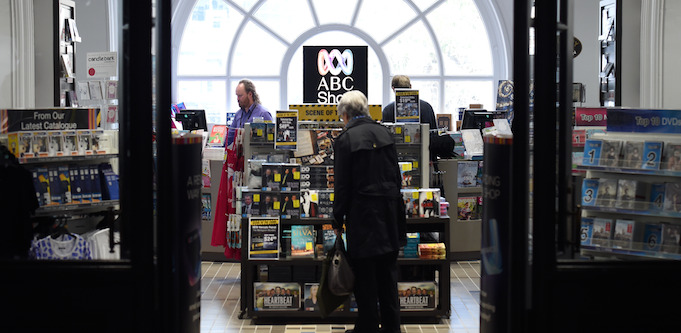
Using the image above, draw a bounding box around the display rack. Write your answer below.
[238,122,450,323]
[577,109,681,261]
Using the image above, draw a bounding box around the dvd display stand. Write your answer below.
[577,108,681,260]
[238,122,451,323]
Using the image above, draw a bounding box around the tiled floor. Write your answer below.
[200,261,481,333]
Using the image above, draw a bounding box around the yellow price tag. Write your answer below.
[294,171,300,180]
[427,191,433,200]
[412,191,419,199]
[254,194,260,202]
[274,202,280,210]
[330,193,335,201]
[274,174,281,182]
[396,127,402,134]
[293,199,300,208]
[306,242,313,250]
[267,134,274,140]
[413,161,419,168]
[257,129,263,136]
[405,135,411,143]
[402,163,412,172]
[311,193,318,201]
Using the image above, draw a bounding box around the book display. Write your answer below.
[1,108,120,259]
[577,108,681,260]
[238,120,451,322]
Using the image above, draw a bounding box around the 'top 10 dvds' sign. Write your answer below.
[303,46,368,104]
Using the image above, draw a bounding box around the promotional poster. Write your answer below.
[254,282,301,311]
[275,110,298,151]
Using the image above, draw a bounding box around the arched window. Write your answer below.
[173,0,508,125]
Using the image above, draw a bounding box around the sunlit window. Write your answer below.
[175,0,504,125]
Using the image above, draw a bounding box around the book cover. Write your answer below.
[256,192,276,216]
[403,189,420,218]
[599,140,622,167]
[580,217,594,246]
[662,142,681,171]
[246,159,265,189]
[280,192,300,219]
[390,124,405,143]
[398,282,437,311]
[317,190,334,218]
[250,122,268,143]
[89,165,102,202]
[253,282,301,311]
[403,123,421,143]
[643,223,662,252]
[496,80,514,112]
[202,159,211,188]
[580,178,600,206]
[457,161,479,188]
[595,178,617,207]
[641,141,663,170]
[661,223,681,253]
[612,219,634,249]
[303,283,321,312]
[300,190,320,218]
[207,125,227,147]
[241,190,261,217]
[280,164,300,191]
[621,141,644,169]
[663,183,681,213]
[615,179,637,209]
[457,197,478,221]
[68,165,82,203]
[262,163,282,190]
[582,139,602,166]
[419,189,440,218]
[201,193,212,220]
[290,225,315,258]
[47,167,63,205]
[649,183,666,211]
[32,167,51,206]
[591,218,613,247]
[460,129,484,157]
[57,165,72,204]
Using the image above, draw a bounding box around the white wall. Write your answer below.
[663,1,681,108]
[620,0,641,107]
[0,2,11,107]
[573,0,601,107]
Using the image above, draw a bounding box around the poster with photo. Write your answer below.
[275,110,298,150]
[248,217,280,260]
[254,282,301,311]
[394,89,420,123]
[397,282,437,311]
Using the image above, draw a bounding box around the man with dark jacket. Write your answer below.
[333,90,407,333]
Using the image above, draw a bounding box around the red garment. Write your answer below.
[211,129,243,260]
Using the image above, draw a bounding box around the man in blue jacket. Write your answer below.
[333,90,406,333]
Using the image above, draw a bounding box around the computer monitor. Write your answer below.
[460,109,494,131]
[176,109,207,131]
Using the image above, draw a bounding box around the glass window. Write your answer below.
[175,0,503,125]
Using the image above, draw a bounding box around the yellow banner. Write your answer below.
[289,104,382,121]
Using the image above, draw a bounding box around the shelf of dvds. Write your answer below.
[239,121,451,322]
[578,108,681,261]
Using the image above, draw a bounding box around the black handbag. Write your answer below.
[328,235,354,296]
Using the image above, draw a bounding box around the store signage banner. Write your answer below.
[86,52,117,78]
[303,46,368,104]
[248,217,281,260]
[289,104,382,122]
[0,108,99,134]
[607,108,681,134]
[575,107,607,126]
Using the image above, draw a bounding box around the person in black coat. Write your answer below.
[333,91,406,333]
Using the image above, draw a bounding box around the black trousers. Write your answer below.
[350,251,400,333]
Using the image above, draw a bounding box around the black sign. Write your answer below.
[1,108,99,134]
[303,46,368,103]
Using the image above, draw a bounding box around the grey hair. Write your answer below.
[337,90,369,119]
[239,79,261,105]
